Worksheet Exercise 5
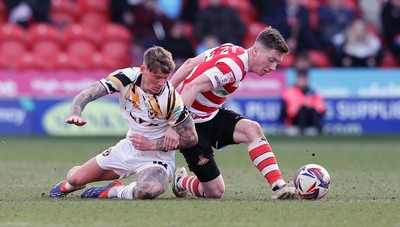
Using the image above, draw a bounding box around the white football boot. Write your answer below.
[172,167,188,198]
[271,183,297,200]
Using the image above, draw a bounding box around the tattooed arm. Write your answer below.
[171,115,197,149]
[130,116,198,151]
[65,82,108,126]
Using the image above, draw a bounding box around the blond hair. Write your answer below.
[143,46,176,74]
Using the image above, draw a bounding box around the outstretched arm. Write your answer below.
[170,53,205,88]
[66,82,108,126]
[180,73,214,108]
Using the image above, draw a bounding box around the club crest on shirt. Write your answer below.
[148,108,156,119]
[102,148,112,156]
[197,155,209,165]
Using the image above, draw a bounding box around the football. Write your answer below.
[294,164,331,200]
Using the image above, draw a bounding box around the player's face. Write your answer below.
[140,66,169,94]
[251,47,285,77]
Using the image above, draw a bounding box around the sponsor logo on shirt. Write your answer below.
[221,72,235,84]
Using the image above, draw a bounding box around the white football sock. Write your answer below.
[115,182,137,200]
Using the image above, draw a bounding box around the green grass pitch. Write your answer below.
[0,135,399,227]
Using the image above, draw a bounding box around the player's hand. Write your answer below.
[163,127,179,151]
[130,134,154,151]
[65,115,87,126]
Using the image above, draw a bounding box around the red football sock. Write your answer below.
[180,175,206,197]
[248,138,285,188]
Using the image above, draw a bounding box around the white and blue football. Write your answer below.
[294,164,331,200]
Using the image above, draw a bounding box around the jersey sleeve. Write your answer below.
[204,62,237,89]
[162,83,190,127]
[100,67,139,93]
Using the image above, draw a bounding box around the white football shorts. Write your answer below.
[95,138,175,181]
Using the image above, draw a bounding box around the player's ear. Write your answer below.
[140,65,145,72]
[251,46,258,57]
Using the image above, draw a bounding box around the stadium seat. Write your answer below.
[0,24,28,68]
[28,23,63,61]
[0,0,6,24]
[66,40,97,67]
[309,50,332,68]
[223,0,258,24]
[29,23,62,43]
[100,23,131,44]
[99,23,132,69]
[15,53,53,71]
[242,22,267,49]
[78,0,110,13]
[64,23,99,45]
[50,0,78,28]
[300,0,320,10]
[78,0,110,30]
[86,52,116,71]
[101,40,132,69]
[80,11,110,30]
[54,52,85,70]
[64,23,99,61]
[380,50,399,68]
[198,0,210,9]
[279,53,294,68]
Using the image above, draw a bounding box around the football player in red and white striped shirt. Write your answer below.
[169,26,297,200]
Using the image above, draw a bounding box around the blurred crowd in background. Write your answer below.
[0,0,399,71]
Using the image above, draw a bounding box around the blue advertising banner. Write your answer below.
[1,69,399,135]
[0,98,34,134]
[2,97,398,135]
[0,98,127,135]
[225,97,400,135]
[35,98,128,136]
[286,68,400,98]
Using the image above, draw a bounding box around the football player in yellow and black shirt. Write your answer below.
[49,46,198,200]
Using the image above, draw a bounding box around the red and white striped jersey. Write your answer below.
[100,67,188,140]
[180,43,249,123]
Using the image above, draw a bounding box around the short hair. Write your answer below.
[255,27,290,54]
[143,46,176,74]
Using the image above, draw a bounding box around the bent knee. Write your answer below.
[246,120,263,135]
[66,166,84,186]
[240,120,264,143]
[205,187,225,199]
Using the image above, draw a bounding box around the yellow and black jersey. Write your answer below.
[100,67,189,140]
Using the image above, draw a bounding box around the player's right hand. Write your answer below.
[65,115,87,126]
[163,127,179,151]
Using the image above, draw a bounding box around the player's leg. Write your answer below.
[49,156,119,197]
[233,118,295,199]
[174,119,225,199]
[82,157,173,200]
[90,166,170,200]
[173,163,225,199]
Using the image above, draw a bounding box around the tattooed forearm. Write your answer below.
[69,82,108,116]
[155,139,165,150]
[174,116,198,149]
